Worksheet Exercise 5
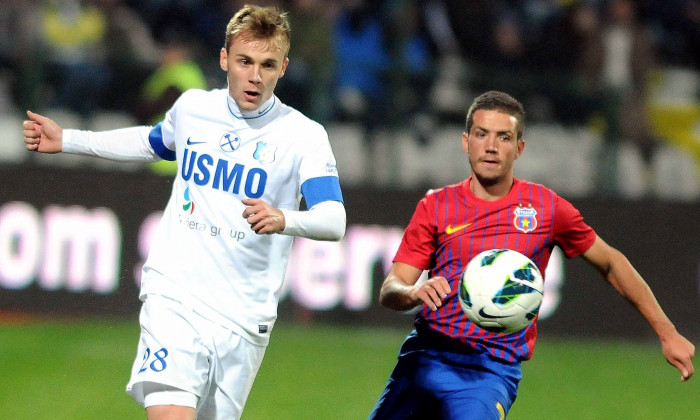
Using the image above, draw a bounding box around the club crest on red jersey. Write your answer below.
[513,204,537,233]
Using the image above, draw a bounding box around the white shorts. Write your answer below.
[126,294,266,420]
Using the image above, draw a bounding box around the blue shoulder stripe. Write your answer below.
[148,122,176,161]
[301,176,344,208]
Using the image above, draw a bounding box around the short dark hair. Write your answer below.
[465,91,525,139]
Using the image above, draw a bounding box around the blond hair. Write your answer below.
[224,4,291,56]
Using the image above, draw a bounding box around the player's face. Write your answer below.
[462,109,524,187]
[220,33,289,111]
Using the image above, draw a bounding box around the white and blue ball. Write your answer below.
[459,249,544,334]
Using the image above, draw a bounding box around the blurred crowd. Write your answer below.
[1,0,699,195]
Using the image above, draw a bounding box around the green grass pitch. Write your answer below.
[0,319,697,419]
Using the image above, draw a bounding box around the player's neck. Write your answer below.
[469,175,514,202]
[227,94,276,119]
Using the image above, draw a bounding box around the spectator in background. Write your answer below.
[584,0,658,196]
[40,0,112,120]
[98,0,162,113]
[275,0,338,123]
[531,1,604,126]
[677,0,700,70]
[137,28,207,175]
[419,0,474,122]
[473,12,542,120]
[129,0,200,41]
[533,0,659,196]
[332,0,391,140]
[383,0,437,145]
[680,0,700,70]
[137,31,207,126]
[0,0,44,114]
[431,0,496,65]
[646,0,700,70]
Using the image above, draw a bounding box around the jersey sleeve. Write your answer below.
[299,124,343,207]
[552,195,596,258]
[146,90,187,161]
[280,200,346,241]
[393,194,436,270]
[63,126,159,161]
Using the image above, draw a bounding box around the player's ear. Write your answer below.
[279,57,289,78]
[515,138,525,159]
[220,48,228,71]
[462,132,469,155]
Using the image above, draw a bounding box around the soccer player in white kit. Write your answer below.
[22,5,346,420]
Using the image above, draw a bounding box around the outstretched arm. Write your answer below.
[581,235,695,381]
[23,110,160,162]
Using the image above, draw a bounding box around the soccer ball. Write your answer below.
[458,249,544,334]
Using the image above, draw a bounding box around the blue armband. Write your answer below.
[148,122,176,161]
[301,176,343,208]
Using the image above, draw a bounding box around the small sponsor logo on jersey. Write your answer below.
[445,223,472,235]
[253,141,276,164]
[325,162,338,174]
[219,132,241,152]
[259,324,268,334]
[186,137,206,146]
[513,204,537,233]
[182,187,195,214]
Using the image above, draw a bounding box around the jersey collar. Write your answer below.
[227,94,277,120]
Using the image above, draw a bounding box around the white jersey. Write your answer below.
[147,89,343,345]
[66,89,343,345]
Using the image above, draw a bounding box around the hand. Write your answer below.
[23,111,63,153]
[412,276,451,311]
[241,198,285,234]
[661,332,695,382]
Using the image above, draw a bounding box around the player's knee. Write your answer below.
[143,382,198,420]
[145,404,196,420]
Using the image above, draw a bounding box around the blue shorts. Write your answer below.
[368,330,521,420]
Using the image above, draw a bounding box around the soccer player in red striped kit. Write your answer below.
[368,91,694,420]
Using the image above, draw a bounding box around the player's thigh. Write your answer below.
[127,295,211,404]
[435,359,517,420]
[441,393,510,420]
[368,355,435,419]
[196,327,266,420]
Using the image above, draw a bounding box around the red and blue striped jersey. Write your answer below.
[394,177,596,363]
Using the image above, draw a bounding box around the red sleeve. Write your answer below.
[393,194,437,270]
[552,195,597,258]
